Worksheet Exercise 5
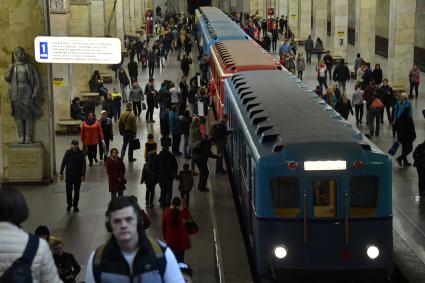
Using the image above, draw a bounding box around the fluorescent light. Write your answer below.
[304,161,347,171]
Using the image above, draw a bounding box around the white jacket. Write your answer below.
[0,222,62,283]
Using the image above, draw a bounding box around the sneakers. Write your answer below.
[129,158,137,162]
[66,205,72,211]
[73,206,80,212]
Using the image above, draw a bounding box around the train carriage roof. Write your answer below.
[199,6,231,22]
[227,71,366,154]
[212,41,281,73]
[204,22,248,40]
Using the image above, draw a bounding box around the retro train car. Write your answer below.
[223,70,393,281]
[210,40,282,117]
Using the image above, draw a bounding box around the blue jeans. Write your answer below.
[114,107,121,122]
[120,84,127,101]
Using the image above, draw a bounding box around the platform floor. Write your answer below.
[3,37,425,282]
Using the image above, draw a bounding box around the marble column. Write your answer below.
[90,0,109,75]
[70,1,92,98]
[123,0,131,35]
[250,0,259,16]
[355,0,376,63]
[0,0,55,180]
[129,0,136,34]
[312,0,327,44]
[279,0,288,16]
[134,0,143,31]
[330,0,348,58]
[50,5,72,132]
[90,0,105,37]
[298,0,312,38]
[388,0,416,88]
[104,0,117,37]
[116,0,125,49]
[287,0,299,36]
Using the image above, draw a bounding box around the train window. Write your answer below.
[350,176,379,217]
[313,180,337,218]
[270,177,300,218]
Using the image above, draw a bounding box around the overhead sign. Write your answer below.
[34,36,121,64]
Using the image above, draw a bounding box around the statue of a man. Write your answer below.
[4,47,43,144]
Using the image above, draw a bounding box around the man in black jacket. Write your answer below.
[379,79,395,124]
[60,140,86,212]
[192,137,220,192]
[144,78,157,123]
[332,59,350,91]
[127,57,138,83]
[154,138,178,208]
[211,115,232,174]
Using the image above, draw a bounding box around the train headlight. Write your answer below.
[366,245,380,259]
[274,246,287,259]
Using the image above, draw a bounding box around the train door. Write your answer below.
[249,159,256,247]
[309,178,344,255]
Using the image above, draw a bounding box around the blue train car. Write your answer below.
[195,6,232,42]
[199,21,250,56]
[223,70,393,281]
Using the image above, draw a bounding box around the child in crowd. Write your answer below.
[141,152,158,208]
[144,133,158,162]
[178,163,193,207]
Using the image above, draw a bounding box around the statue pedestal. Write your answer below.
[7,143,44,182]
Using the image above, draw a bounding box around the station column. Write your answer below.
[123,0,131,35]
[287,0,299,36]
[50,2,72,131]
[388,0,416,89]
[116,0,125,49]
[355,0,376,63]
[0,0,55,181]
[298,0,312,39]
[69,1,92,99]
[312,0,327,44]
[330,0,348,58]
[129,0,136,34]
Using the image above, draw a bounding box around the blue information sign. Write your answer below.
[39,42,48,59]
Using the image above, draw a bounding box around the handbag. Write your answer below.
[184,218,199,235]
[142,102,147,110]
[131,137,141,150]
[388,141,400,156]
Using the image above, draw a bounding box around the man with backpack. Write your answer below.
[210,115,232,174]
[0,186,62,283]
[366,90,385,138]
[85,196,185,283]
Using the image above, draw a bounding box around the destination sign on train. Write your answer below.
[34,36,121,64]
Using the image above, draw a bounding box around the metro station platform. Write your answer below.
[8,40,425,283]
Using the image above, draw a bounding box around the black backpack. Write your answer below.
[0,235,39,283]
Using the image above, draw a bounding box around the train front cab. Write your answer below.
[251,148,393,281]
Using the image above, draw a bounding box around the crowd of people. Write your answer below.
[2,7,425,283]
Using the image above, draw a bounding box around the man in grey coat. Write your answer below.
[304,35,314,64]
[129,81,144,117]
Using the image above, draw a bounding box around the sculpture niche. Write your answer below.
[4,47,43,144]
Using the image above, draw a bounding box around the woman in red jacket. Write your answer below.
[162,197,191,262]
[80,112,104,166]
[106,148,126,199]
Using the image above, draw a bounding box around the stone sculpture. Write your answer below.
[4,47,43,144]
